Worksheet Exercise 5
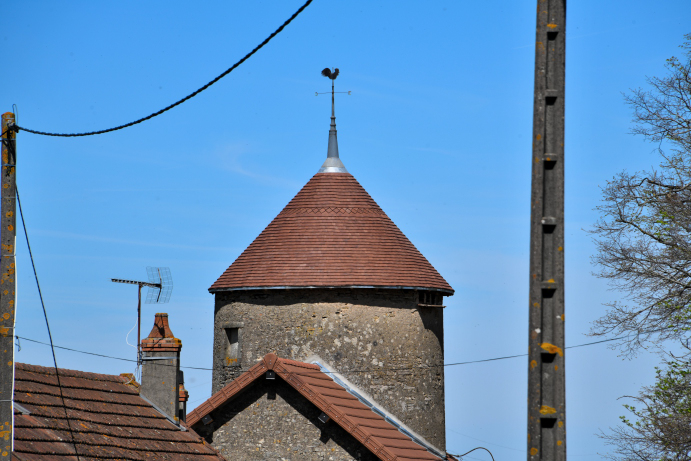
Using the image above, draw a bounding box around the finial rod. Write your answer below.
[318,67,347,173]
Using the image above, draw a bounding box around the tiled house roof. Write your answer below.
[210,173,453,294]
[188,353,446,461]
[12,363,225,461]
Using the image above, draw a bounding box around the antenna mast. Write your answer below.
[112,267,173,365]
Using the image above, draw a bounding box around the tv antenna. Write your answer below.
[111,267,173,364]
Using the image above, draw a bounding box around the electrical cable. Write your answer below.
[17,330,637,374]
[16,188,81,460]
[16,336,213,370]
[450,446,495,461]
[125,320,138,349]
[13,0,313,138]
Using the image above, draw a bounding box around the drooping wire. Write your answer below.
[14,0,313,138]
[16,188,81,460]
[450,446,495,461]
[17,329,640,375]
[125,319,138,349]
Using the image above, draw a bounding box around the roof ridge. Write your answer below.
[16,362,128,383]
[276,357,320,369]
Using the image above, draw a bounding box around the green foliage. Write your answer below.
[603,359,691,461]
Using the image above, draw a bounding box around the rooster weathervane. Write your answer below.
[316,68,351,116]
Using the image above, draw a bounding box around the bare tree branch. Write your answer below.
[590,35,691,356]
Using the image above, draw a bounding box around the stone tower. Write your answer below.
[209,91,454,449]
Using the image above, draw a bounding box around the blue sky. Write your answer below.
[3,1,691,459]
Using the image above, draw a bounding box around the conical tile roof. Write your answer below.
[210,172,453,294]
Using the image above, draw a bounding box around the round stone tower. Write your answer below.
[209,86,454,449]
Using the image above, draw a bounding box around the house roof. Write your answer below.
[210,172,454,294]
[187,353,446,461]
[12,362,225,461]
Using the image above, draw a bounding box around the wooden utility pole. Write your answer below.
[528,1,566,460]
[0,112,17,456]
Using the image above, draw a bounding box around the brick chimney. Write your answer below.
[140,313,182,422]
[178,380,189,422]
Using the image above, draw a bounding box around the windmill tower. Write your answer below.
[209,70,454,450]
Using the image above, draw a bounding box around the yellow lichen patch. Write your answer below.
[557,440,563,446]
[561,314,565,321]
[540,405,557,415]
[558,246,563,251]
[536,134,542,141]
[540,343,564,356]
[546,278,555,283]
[533,302,539,307]
[530,447,538,456]
[547,23,558,29]
[554,365,558,370]
[558,421,564,427]
[530,360,537,369]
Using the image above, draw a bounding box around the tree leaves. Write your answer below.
[601,358,691,461]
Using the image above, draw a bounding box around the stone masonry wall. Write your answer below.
[211,289,446,450]
[195,378,379,461]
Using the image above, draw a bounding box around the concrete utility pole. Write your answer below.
[0,112,17,456]
[528,1,566,460]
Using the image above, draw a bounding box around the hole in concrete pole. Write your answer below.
[541,417,557,428]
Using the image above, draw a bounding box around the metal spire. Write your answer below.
[318,68,348,173]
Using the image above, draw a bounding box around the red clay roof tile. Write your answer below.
[210,173,453,294]
[12,363,226,461]
[187,353,446,461]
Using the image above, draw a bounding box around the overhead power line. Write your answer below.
[17,331,635,374]
[13,0,313,137]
